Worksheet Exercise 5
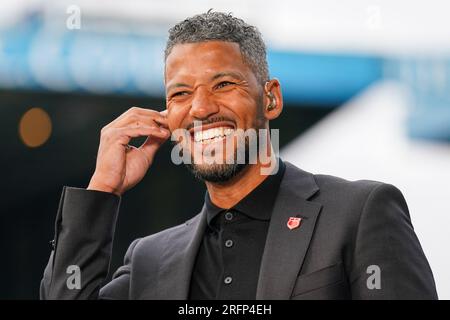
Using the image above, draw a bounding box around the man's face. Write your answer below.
[165,41,266,182]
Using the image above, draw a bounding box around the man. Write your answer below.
[40,11,438,300]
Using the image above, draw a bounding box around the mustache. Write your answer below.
[185,116,236,131]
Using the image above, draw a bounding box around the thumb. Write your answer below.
[139,134,169,160]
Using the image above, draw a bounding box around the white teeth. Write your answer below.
[193,127,235,143]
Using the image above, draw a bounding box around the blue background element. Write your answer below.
[2,20,449,140]
[0,20,382,105]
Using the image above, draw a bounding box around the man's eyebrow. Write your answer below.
[211,72,245,81]
[166,83,191,93]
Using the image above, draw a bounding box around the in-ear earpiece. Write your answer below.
[266,92,276,111]
[264,81,276,111]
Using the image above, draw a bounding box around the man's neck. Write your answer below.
[205,154,277,209]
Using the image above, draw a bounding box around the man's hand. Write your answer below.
[87,107,170,196]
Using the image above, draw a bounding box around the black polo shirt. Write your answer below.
[189,160,286,300]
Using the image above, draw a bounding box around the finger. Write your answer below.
[110,126,170,146]
[109,107,168,128]
[153,116,169,129]
[139,132,170,159]
[134,108,168,124]
[112,113,168,131]
[128,107,168,124]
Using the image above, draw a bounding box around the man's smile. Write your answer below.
[193,127,235,144]
[187,120,237,146]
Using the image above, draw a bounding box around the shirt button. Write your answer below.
[225,239,234,248]
[224,211,234,221]
[224,276,233,285]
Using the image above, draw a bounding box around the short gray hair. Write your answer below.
[165,10,269,85]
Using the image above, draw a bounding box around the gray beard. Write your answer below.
[185,161,247,183]
[182,98,266,183]
[184,136,255,183]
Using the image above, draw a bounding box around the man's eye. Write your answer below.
[216,81,234,89]
[171,91,189,98]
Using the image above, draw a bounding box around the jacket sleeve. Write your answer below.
[349,183,438,299]
[40,186,123,299]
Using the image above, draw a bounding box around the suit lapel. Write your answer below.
[155,206,207,299]
[256,162,322,299]
[153,162,321,300]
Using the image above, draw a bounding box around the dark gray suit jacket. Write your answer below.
[40,162,438,299]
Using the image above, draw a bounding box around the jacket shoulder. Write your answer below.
[311,172,406,206]
[283,161,389,201]
[313,172,384,194]
[307,170,410,236]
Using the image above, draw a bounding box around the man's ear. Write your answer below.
[263,79,283,120]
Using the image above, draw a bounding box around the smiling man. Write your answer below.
[40,11,437,300]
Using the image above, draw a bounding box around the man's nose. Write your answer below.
[189,87,219,120]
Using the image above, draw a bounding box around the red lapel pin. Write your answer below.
[287,217,302,230]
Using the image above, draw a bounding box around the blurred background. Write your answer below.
[1,0,449,299]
